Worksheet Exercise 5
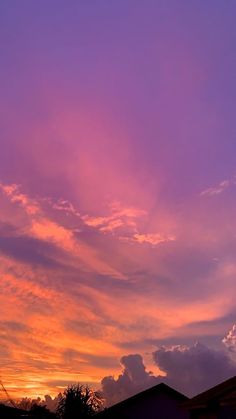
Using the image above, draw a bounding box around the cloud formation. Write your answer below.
[101,354,160,406]
[82,201,146,233]
[223,324,236,352]
[1,179,236,400]
[153,342,236,396]
[0,183,125,280]
[102,337,236,405]
[200,176,236,197]
[1,0,236,404]
[132,233,176,246]
[82,201,174,246]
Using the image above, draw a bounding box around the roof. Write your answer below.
[97,382,188,417]
[184,376,236,409]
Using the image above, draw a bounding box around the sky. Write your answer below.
[1,0,236,406]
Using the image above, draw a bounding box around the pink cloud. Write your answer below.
[82,201,146,234]
[0,183,40,215]
[132,233,176,246]
[0,183,126,280]
[82,201,176,247]
[200,179,234,197]
[223,324,236,352]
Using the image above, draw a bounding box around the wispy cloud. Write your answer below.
[0,183,40,215]
[200,179,232,197]
[82,201,146,234]
[0,179,236,399]
[1,0,236,402]
[132,233,176,246]
[82,201,175,246]
[0,183,125,280]
[52,199,81,217]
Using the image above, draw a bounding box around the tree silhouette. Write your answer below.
[56,383,103,419]
[16,396,42,410]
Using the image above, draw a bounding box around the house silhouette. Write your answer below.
[97,382,189,419]
[97,376,236,419]
[184,375,236,419]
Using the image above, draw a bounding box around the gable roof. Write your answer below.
[184,376,236,409]
[97,382,188,417]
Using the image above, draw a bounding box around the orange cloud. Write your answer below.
[0,183,40,215]
[30,218,125,279]
[0,183,126,280]
[0,254,122,398]
[132,233,176,246]
[82,201,146,234]
[82,201,176,247]
[1,181,236,401]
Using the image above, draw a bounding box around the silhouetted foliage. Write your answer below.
[11,395,59,413]
[15,397,41,410]
[30,403,56,418]
[56,383,103,419]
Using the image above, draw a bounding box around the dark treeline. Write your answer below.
[0,383,104,419]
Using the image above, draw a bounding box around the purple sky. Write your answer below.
[0,0,236,403]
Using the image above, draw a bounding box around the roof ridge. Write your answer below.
[184,376,236,408]
[96,382,188,416]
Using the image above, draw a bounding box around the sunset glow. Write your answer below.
[1,0,236,405]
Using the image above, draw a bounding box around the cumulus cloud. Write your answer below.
[222,324,236,352]
[101,341,236,405]
[155,342,236,396]
[101,354,161,406]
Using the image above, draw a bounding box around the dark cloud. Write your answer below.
[153,342,236,396]
[101,354,161,406]
[101,341,236,406]
[0,232,65,269]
